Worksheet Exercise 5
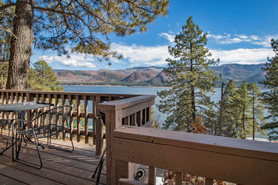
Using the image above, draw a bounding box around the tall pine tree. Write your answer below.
[221,79,239,137]
[260,39,278,141]
[234,80,252,139]
[157,16,219,132]
[248,82,265,140]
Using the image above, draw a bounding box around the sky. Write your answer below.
[32,0,278,71]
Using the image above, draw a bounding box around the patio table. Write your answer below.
[0,102,53,158]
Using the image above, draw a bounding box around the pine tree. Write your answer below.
[248,82,265,140]
[221,79,239,137]
[203,105,218,135]
[234,80,252,139]
[260,39,278,141]
[29,60,63,91]
[157,16,219,132]
[0,0,13,63]
[0,0,169,90]
[0,62,8,89]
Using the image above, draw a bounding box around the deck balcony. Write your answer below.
[0,89,278,185]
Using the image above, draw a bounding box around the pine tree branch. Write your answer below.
[33,6,73,17]
[74,0,112,26]
[123,0,153,13]
[0,3,16,11]
[0,27,17,39]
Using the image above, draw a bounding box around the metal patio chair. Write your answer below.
[0,118,14,155]
[14,105,74,169]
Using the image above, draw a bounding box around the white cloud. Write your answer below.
[210,48,274,65]
[111,43,170,66]
[111,42,273,66]
[40,54,97,68]
[159,33,175,43]
[250,35,260,41]
[207,34,228,40]
[251,35,278,47]
[235,34,249,39]
[207,33,278,47]
[37,32,276,69]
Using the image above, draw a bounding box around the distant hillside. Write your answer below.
[55,64,266,87]
[212,64,265,86]
[147,72,169,86]
[122,71,157,82]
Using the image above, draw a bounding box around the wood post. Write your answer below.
[98,95,155,184]
[84,95,89,143]
[95,96,102,155]
[149,166,156,185]
[176,172,183,185]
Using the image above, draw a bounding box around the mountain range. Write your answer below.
[54,64,266,87]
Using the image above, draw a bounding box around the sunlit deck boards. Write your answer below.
[0,135,106,185]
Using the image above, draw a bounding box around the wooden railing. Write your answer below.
[111,126,278,185]
[98,95,156,184]
[0,89,139,155]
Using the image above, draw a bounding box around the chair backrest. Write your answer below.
[0,119,11,127]
[32,105,72,137]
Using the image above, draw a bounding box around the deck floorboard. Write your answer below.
[0,134,106,185]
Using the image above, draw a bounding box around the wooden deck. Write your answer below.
[0,134,106,185]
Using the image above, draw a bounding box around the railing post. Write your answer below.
[76,95,81,142]
[84,95,89,143]
[105,109,125,184]
[95,96,102,155]
[99,95,155,184]
[149,166,156,185]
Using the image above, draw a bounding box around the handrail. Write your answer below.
[98,95,156,184]
[0,89,140,155]
[113,126,278,185]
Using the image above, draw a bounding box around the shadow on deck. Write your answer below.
[0,133,106,185]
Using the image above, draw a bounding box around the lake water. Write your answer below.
[63,85,221,124]
[63,85,271,140]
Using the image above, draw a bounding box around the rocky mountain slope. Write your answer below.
[54,64,266,87]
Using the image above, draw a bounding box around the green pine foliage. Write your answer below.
[260,39,278,141]
[1,0,169,90]
[202,105,218,135]
[0,0,13,63]
[221,80,239,137]
[29,60,63,91]
[157,16,219,132]
[234,80,252,139]
[0,0,169,59]
[219,80,265,139]
[248,82,265,140]
[0,62,8,89]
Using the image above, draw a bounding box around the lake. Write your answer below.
[63,85,222,125]
[63,85,271,140]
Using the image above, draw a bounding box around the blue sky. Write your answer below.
[32,0,278,70]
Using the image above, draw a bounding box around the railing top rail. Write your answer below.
[98,95,155,111]
[0,89,138,97]
[114,126,278,162]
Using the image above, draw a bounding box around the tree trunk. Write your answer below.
[252,93,255,140]
[218,82,224,136]
[0,44,2,62]
[6,0,34,90]
[242,105,246,139]
[190,43,196,122]
[3,41,7,62]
